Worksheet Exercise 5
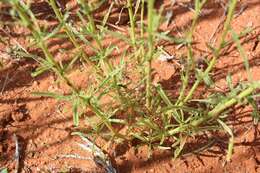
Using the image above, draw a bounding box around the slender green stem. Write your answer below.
[78,0,103,50]
[76,1,126,105]
[11,0,78,93]
[77,0,126,104]
[182,0,238,104]
[49,0,96,66]
[85,99,125,138]
[127,0,136,47]
[177,0,207,104]
[83,1,97,34]
[56,0,124,106]
[140,0,145,39]
[38,40,79,93]
[191,85,255,127]
[145,0,155,109]
[49,0,78,47]
[137,0,145,63]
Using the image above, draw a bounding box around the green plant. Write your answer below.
[0,168,8,173]
[6,0,260,162]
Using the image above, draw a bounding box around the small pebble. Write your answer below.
[158,54,175,62]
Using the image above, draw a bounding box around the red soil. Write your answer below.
[0,0,260,172]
